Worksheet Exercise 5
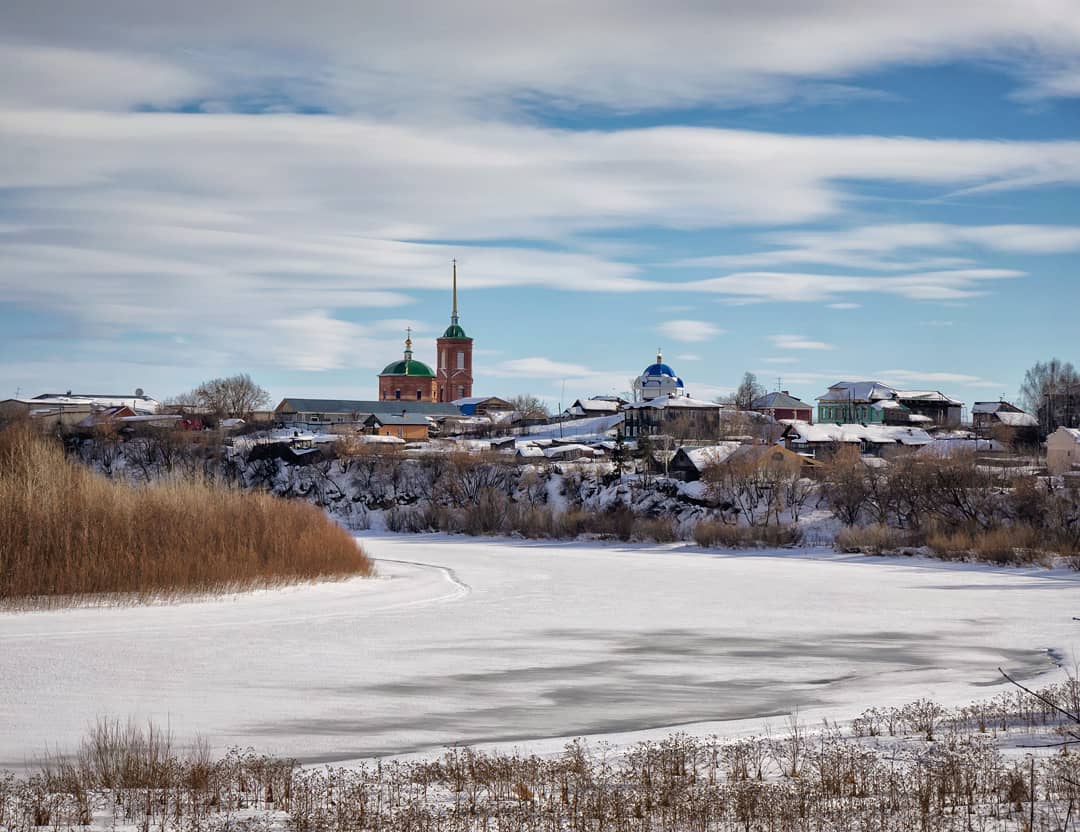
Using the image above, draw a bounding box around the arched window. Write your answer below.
[416,390,422,400]
[457,351,465,370]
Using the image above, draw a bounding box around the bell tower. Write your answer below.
[436,259,474,402]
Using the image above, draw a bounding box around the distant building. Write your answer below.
[1047,427,1080,476]
[274,398,459,429]
[782,421,934,459]
[633,350,686,402]
[436,260,474,402]
[622,396,722,440]
[30,392,161,414]
[750,391,813,423]
[364,412,431,442]
[564,397,625,418]
[972,401,1039,445]
[816,381,962,427]
[379,331,438,403]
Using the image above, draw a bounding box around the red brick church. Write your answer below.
[378,261,474,403]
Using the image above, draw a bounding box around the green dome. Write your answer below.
[442,324,469,339]
[380,359,435,377]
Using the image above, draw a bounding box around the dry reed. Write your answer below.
[0,423,373,606]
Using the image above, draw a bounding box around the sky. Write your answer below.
[2,1,1079,411]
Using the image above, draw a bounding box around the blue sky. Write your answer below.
[2,2,1080,411]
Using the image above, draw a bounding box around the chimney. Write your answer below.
[782,390,790,396]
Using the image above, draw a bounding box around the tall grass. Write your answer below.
[0,423,372,606]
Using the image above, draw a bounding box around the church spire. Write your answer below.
[403,327,413,373]
[451,259,459,327]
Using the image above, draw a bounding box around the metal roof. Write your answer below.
[275,398,460,416]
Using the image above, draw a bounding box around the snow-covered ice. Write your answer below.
[1,536,1077,771]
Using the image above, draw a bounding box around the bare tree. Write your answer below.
[1019,358,1079,434]
[717,372,766,411]
[175,373,270,419]
[508,393,549,421]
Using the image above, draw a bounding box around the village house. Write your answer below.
[274,398,459,433]
[668,442,821,481]
[816,381,962,428]
[750,391,813,423]
[621,396,723,440]
[564,397,625,418]
[363,412,431,441]
[971,401,1040,446]
[1047,427,1080,476]
[782,421,934,459]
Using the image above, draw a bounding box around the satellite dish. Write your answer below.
[135,387,145,397]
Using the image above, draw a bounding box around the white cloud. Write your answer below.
[828,302,861,309]
[678,223,1080,273]
[657,320,725,343]
[675,353,702,361]
[5,1,1080,114]
[875,369,1002,388]
[769,334,834,350]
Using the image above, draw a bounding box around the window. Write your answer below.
[441,350,447,369]
[395,389,401,400]
[439,388,444,402]
[457,351,465,370]
[458,385,465,398]
[416,390,422,400]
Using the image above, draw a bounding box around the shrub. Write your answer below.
[0,423,373,606]
[835,524,912,555]
[693,521,802,549]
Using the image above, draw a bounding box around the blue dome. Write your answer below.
[675,378,685,388]
[642,362,677,377]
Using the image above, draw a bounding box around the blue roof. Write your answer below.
[642,362,677,377]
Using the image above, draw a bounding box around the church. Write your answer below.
[632,349,687,401]
[378,261,474,403]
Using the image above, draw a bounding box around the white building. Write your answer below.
[632,350,687,402]
[1047,427,1080,475]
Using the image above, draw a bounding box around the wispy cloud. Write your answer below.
[657,320,725,343]
[770,334,834,350]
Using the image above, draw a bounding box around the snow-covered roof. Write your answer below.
[515,444,546,458]
[972,401,1011,414]
[680,442,744,468]
[354,434,406,445]
[908,414,934,423]
[917,438,1004,457]
[568,398,621,413]
[518,413,624,441]
[543,444,600,458]
[995,411,1038,427]
[785,421,933,446]
[871,399,905,410]
[1053,427,1080,442]
[817,381,897,403]
[895,390,963,406]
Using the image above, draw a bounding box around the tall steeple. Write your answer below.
[451,258,459,327]
[436,259,474,402]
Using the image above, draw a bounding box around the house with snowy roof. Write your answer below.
[668,442,819,481]
[622,396,723,440]
[564,397,626,418]
[972,401,1039,446]
[782,420,933,459]
[816,382,962,428]
[1047,427,1080,476]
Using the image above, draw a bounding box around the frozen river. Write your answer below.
[1,535,1078,770]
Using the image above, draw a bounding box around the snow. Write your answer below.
[786,421,933,446]
[995,411,1038,427]
[516,413,624,442]
[1,536,1077,772]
